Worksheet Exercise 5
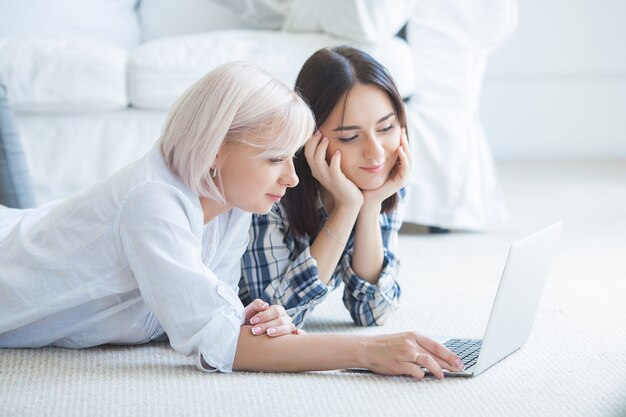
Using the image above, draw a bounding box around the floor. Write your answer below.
[1,160,625,417]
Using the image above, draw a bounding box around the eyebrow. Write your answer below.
[332,112,395,132]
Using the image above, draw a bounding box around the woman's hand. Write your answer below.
[305,131,363,210]
[362,128,411,206]
[244,299,296,337]
[364,331,464,380]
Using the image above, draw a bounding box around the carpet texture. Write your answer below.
[1,160,625,417]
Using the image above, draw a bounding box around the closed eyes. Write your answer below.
[338,124,395,143]
[268,154,297,164]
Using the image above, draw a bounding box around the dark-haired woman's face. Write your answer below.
[318,83,401,190]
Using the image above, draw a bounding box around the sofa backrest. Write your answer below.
[0,0,141,49]
[139,0,255,41]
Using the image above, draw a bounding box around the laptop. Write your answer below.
[432,222,563,377]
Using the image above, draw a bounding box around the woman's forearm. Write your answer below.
[232,326,465,379]
[233,325,367,372]
[352,202,385,282]
[310,205,360,284]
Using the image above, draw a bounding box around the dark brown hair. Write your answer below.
[284,46,408,237]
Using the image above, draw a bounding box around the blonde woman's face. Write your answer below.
[318,83,401,190]
[216,143,299,213]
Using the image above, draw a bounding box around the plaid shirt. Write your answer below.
[239,189,404,327]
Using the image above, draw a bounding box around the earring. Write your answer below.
[210,167,218,178]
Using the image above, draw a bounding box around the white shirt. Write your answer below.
[0,145,250,372]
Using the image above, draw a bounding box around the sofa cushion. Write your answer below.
[128,30,415,110]
[0,0,141,49]
[0,37,128,113]
[0,79,36,208]
[16,110,165,204]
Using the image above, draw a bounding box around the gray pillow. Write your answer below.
[0,78,36,208]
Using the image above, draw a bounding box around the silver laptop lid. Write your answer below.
[473,222,563,376]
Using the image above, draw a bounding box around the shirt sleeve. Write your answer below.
[240,207,340,327]
[118,183,245,373]
[340,190,405,326]
[206,209,252,295]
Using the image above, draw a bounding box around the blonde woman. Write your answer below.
[0,63,462,378]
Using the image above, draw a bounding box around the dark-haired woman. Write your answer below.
[240,46,411,327]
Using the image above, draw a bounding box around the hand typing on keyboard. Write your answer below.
[444,339,482,370]
[363,331,465,380]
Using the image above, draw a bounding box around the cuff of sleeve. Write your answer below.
[189,282,245,373]
[194,307,244,373]
[267,246,333,304]
[197,353,217,373]
[342,250,400,302]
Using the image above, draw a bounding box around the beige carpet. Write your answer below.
[1,160,625,417]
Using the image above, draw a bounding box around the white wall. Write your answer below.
[481,0,626,159]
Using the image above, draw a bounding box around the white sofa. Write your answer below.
[0,0,416,204]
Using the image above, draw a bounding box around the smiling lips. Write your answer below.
[267,193,284,202]
[360,163,384,174]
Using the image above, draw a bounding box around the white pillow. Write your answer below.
[282,0,418,43]
[139,0,253,40]
[212,0,291,29]
[0,0,141,49]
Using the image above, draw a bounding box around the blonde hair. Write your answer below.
[160,62,315,203]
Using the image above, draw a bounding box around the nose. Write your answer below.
[363,133,386,161]
[280,158,299,188]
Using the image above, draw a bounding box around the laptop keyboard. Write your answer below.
[444,338,482,370]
